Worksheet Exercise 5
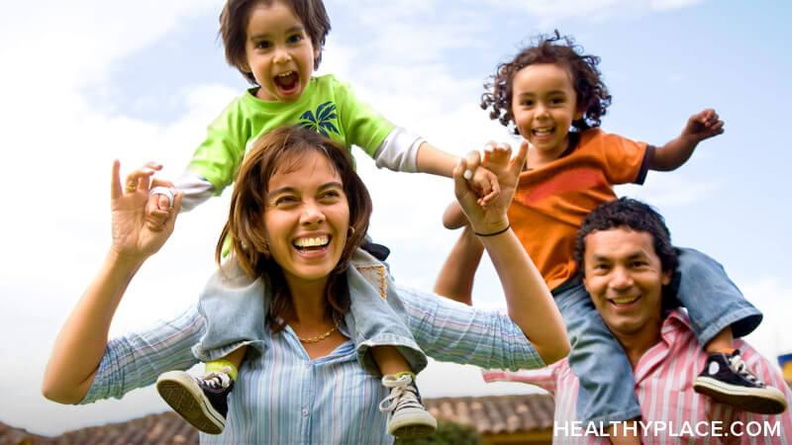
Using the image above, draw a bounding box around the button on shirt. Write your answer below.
[82,284,544,445]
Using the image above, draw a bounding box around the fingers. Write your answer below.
[124,162,163,194]
[111,160,122,200]
[163,193,184,233]
[462,150,482,181]
[511,141,529,174]
[483,142,512,169]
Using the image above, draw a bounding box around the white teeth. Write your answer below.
[611,296,639,305]
[533,127,553,135]
[294,235,329,248]
[277,72,294,78]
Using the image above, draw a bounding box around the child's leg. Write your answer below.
[373,346,437,438]
[158,257,269,434]
[554,281,642,427]
[674,248,787,414]
[347,250,436,438]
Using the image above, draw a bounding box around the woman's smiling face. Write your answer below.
[263,150,350,288]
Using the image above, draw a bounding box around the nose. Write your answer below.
[535,103,550,119]
[300,203,325,225]
[609,267,634,290]
[273,45,292,64]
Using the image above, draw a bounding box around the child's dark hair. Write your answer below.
[481,31,612,134]
[220,0,331,85]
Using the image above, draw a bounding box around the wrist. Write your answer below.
[106,249,147,270]
[471,221,510,237]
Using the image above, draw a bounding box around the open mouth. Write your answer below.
[293,235,330,253]
[274,71,299,94]
[610,295,640,306]
[532,126,554,137]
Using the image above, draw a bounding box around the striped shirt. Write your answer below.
[82,285,544,445]
[484,310,792,444]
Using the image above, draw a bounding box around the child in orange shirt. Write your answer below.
[437,31,787,443]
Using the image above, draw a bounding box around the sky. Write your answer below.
[1,0,790,437]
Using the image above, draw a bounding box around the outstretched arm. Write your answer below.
[651,108,724,171]
[42,161,182,404]
[416,141,500,206]
[433,226,484,305]
[453,142,569,364]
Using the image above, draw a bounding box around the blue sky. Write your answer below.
[1,0,790,436]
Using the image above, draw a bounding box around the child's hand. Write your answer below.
[462,150,500,207]
[683,108,724,143]
[141,167,176,232]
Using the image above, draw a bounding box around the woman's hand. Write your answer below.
[453,141,528,235]
[110,161,181,262]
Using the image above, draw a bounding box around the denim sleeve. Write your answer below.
[80,305,205,404]
[395,285,545,371]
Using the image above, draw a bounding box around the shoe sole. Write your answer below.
[693,377,789,415]
[388,410,438,438]
[156,372,226,434]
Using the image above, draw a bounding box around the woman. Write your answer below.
[42,126,568,444]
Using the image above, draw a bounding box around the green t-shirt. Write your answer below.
[188,74,394,194]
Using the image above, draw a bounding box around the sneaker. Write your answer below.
[156,370,234,434]
[693,350,788,415]
[379,373,437,438]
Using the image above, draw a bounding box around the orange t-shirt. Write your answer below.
[509,128,653,290]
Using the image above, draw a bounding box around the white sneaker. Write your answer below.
[379,373,437,438]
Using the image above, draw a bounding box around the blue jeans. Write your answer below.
[192,249,427,376]
[558,247,762,423]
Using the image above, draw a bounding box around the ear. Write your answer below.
[240,61,252,73]
[661,269,673,286]
[574,104,585,121]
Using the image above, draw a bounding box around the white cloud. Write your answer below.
[616,172,718,207]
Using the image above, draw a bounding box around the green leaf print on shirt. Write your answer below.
[299,102,340,137]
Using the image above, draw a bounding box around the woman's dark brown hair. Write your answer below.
[216,125,371,331]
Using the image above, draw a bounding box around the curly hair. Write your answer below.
[481,31,612,135]
[219,0,331,85]
[216,126,372,332]
[575,197,678,275]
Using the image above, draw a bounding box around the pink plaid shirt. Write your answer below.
[484,310,792,444]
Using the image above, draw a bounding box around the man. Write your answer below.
[438,198,792,443]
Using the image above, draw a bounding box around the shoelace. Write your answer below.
[728,354,766,387]
[379,376,424,413]
[200,371,232,390]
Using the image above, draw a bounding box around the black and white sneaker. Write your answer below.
[693,350,788,415]
[379,373,437,438]
[156,370,234,434]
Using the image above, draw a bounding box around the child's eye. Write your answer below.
[548,96,568,106]
[520,99,534,107]
[255,40,272,50]
[287,33,304,44]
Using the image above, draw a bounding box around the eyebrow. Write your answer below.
[589,252,649,262]
[249,25,305,41]
[268,181,344,197]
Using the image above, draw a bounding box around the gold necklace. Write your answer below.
[297,324,338,344]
